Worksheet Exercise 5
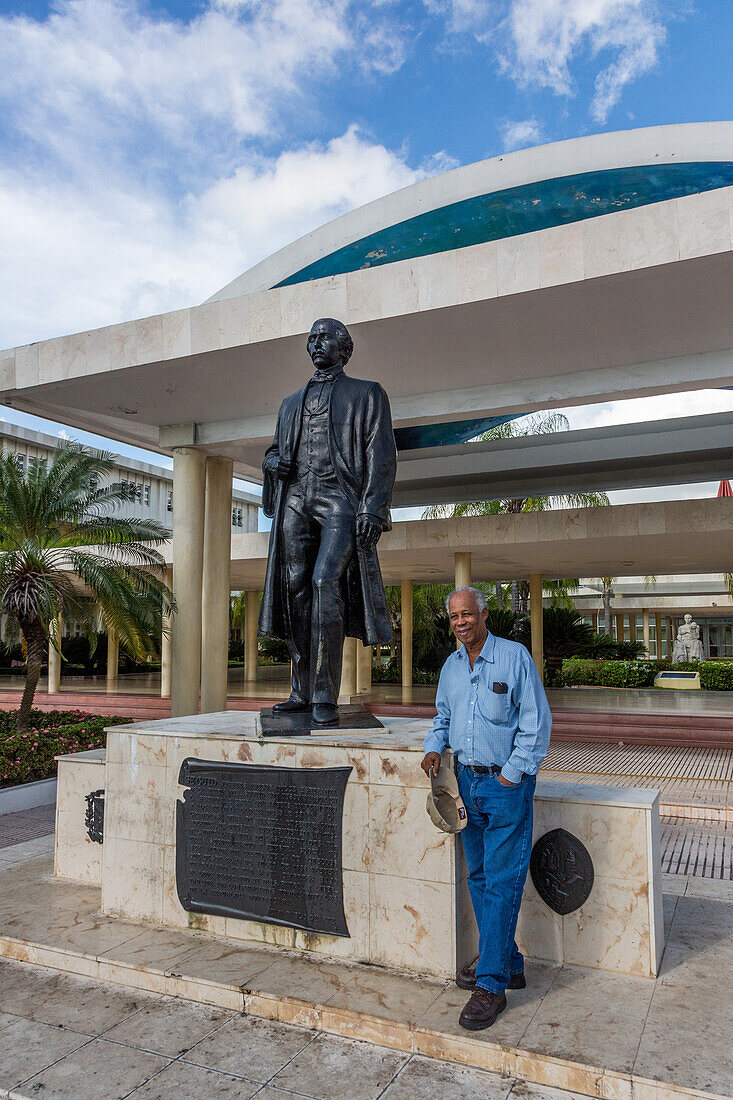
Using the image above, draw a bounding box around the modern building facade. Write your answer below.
[0,423,259,533]
[1,122,732,711]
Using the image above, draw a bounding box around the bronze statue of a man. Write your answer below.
[258,318,397,725]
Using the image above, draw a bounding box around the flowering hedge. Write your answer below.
[561,658,733,690]
[0,710,132,788]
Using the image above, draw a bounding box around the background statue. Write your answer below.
[672,614,704,663]
[259,318,397,725]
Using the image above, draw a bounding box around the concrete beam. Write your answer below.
[393,411,733,506]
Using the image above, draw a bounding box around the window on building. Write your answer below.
[167,490,173,512]
[143,484,150,506]
[16,453,25,473]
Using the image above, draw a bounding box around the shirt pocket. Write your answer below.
[476,688,510,726]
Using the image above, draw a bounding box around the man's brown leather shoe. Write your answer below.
[459,987,507,1031]
[456,965,526,991]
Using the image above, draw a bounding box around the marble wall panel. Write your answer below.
[161,308,192,359]
[102,837,164,923]
[627,201,679,269]
[280,282,315,337]
[369,872,456,977]
[109,321,139,372]
[312,274,347,320]
[368,783,454,884]
[85,327,112,375]
[55,756,106,885]
[104,761,168,844]
[12,344,37,388]
[294,743,369,783]
[416,251,457,311]
[497,233,540,295]
[456,241,498,303]
[677,187,732,259]
[380,260,419,318]
[583,210,631,278]
[346,267,382,324]
[563,876,653,978]
[54,810,102,885]
[558,801,650,884]
[248,290,283,342]
[219,296,250,349]
[342,781,369,873]
[136,314,164,363]
[369,748,430,788]
[538,222,584,287]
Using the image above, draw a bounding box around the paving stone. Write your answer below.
[381,1054,512,1099]
[103,995,234,1056]
[272,1032,409,1100]
[0,1018,91,1091]
[126,1060,261,1098]
[20,1036,171,1099]
[520,965,654,1074]
[0,957,158,1033]
[183,1014,313,1081]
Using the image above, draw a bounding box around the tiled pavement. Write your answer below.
[0,957,587,1100]
[1,835,733,1098]
[0,805,56,850]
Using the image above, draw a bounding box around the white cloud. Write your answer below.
[0,0,425,348]
[0,126,422,347]
[501,117,544,150]
[501,0,666,122]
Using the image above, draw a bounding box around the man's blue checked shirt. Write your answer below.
[422,631,552,784]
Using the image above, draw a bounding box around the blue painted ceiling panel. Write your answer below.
[276,162,733,288]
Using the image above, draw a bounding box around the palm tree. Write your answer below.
[423,413,610,612]
[0,443,173,732]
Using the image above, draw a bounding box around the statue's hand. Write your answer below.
[356,514,382,551]
[265,454,292,481]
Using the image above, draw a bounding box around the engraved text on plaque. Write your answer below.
[176,759,351,936]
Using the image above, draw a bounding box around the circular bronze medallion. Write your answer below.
[529,828,594,915]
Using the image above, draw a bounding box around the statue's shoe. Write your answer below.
[272,695,311,714]
[312,704,339,725]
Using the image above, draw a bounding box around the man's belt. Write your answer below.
[463,763,502,775]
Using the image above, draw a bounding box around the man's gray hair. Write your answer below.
[445,586,488,614]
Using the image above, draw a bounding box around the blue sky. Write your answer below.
[0,0,731,510]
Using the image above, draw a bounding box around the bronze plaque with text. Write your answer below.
[176,759,351,936]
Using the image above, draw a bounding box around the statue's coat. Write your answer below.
[259,372,397,646]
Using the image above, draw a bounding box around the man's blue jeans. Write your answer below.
[456,763,535,994]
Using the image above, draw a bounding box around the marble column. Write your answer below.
[400,579,413,688]
[338,636,358,704]
[106,631,119,693]
[201,456,234,714]
[357,643,372,694]
[454,553,471,648]
[161,567,173,698]
[245,590,259,683]
[655,613,663,661]
[529,573,544,681]
[47,614,62,694]
[171,447,206,717]
[454,551,471,589]
[642,609,651,659]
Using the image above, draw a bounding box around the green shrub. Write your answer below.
[561,659,656,688]
[699,662,733,691]
[0,711,132,787]
[371,663,439,685]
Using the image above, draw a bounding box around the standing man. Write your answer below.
[421,586,551,1031]
[259,318,396,725]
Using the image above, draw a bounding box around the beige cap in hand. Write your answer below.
[426,761,468,833]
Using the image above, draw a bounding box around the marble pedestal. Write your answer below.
[54,713,664,980]
[98,713,477,980]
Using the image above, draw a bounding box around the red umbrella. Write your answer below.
[718,480,732,497]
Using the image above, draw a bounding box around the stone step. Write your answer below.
[0,860,728,1100]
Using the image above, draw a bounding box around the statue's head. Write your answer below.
[307,318,353,375]
[684,614,693,624]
